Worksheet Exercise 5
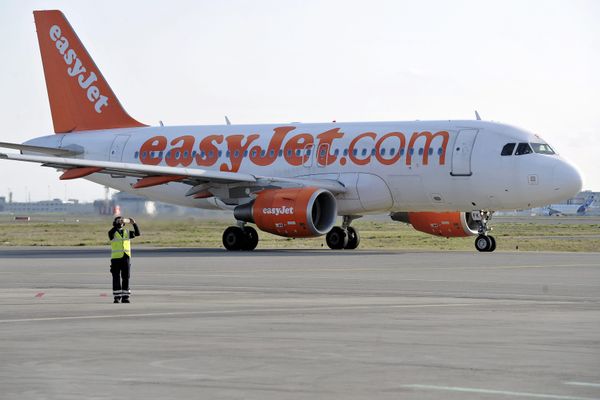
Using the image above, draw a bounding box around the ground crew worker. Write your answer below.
[108,216,140,303]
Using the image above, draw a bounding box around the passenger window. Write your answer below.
[531,143,555,155]
[501,143,516,156]
[515,143,533,155]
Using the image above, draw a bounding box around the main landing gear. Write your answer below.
[326,215,361,250]
[473,210,496,252]
[222,224,259,251]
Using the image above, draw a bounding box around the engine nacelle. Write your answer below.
[390,211,479,237]
[234,187,337,238]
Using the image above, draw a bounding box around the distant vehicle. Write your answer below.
[0,10,583,252]
[544,195,596,216]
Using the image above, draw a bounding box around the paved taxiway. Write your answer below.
[0,248,599,400]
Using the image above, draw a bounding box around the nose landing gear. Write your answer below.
[475,234,496,252]
[222,223,259,251]
[472,210,496,252]
[325,215,362,250]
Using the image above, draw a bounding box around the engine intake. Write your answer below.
[391,211,479,237]
[234,187,337,237]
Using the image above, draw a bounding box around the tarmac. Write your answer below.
[0,247,599,400]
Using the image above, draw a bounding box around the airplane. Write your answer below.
[0,10,583,252]
[543,195,595,216]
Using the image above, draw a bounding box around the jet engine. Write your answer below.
[234,187,337,237]
[390,211,479,237]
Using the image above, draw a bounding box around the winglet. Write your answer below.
[225,116,231,125]
[33,10,146,133]
[475,110,482,121]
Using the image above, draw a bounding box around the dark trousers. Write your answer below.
[110,256,131,299]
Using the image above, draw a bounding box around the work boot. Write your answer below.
[113,297,120,303]
[121,298,130,303]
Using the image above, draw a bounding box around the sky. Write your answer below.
[0,0,598,202]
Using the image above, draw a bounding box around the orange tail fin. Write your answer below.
[34,10,146,133]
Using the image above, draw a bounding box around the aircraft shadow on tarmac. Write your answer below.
[0,247,402,259]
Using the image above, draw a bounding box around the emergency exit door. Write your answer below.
[450,129,478,176]
[109,135,130,162]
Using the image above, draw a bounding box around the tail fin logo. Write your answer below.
[49,25,108,113]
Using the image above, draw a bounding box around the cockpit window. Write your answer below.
[531,143,555,155]
[515,142,533,155]
[501,143,516,156]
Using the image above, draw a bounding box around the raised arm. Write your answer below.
[130,218,141,238]
[108,226,118,240]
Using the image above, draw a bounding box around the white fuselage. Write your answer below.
[25,120,582,214]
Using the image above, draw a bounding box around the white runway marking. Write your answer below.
[565,382,600,388]
[0,302,481,323]
[401,384,600,400]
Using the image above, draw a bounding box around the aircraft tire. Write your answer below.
[488,235,496,252]
[345,227,360,250]
[475,234,493,252]
[326,227,348,250]
[241,226,259,251]
[222,226,244,251]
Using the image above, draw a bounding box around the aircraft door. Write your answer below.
[302,144,313,168]
[451,129,478,176]
[316,143,330,168]
[109,135,130,162]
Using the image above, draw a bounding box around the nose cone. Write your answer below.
[553,160,583,198]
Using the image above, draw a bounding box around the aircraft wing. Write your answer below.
[0,141,83,156]
[0,152,347,195]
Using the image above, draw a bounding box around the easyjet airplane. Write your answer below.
[0,10,583,252]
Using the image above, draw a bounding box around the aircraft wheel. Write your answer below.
[222,226,244,251]
[475,234,493,252]
[488,235,496,252]
[241,226,259,251]
[326,227,348,250]
[345,226,360,250]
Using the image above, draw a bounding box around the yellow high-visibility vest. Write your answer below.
[111,229,131,259]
